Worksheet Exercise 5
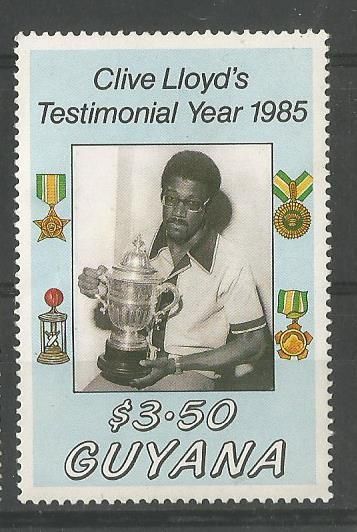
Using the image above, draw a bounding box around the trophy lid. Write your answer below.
[113,234,160,282]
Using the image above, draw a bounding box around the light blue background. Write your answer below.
[30,47,315,486]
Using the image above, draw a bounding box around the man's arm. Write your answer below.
[131,325,269,388]
[178,326,268,372]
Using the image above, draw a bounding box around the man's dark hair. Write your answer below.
[161,150,221,197]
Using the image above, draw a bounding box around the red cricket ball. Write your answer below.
[44,288,64,308]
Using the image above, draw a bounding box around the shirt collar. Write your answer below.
[149,223,219,274]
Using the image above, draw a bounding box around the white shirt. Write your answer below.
[143,224,266,378]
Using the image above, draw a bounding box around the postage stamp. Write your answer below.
[16,31,330,503]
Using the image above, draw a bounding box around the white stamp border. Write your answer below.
[15,30,331,503]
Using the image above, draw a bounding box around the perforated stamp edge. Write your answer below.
[14,30,331,504]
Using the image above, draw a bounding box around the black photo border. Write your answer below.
[70,142,274,394]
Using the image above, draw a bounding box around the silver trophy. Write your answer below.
[96,234,180,384]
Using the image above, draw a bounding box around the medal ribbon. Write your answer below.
[273,170,313,203]
[277,289,308,319]
[36,174,66,206]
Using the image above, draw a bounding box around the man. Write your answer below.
[79,150,272,391]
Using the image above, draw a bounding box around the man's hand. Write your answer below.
[78,265,107,299]
[129,357,175,389]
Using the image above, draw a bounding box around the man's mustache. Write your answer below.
[167,217,188,227]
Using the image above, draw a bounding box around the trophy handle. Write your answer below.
[153,282,180,323]
[95,270,109,315]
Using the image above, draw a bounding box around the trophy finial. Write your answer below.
[132,234,146,253]
[118,234,156,274]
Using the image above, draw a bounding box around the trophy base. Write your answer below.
[37,351,70,365]
[97,340,151,386]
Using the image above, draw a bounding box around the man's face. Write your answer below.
[162,175,209,243]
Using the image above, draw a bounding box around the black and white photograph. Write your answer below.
[74,144,273,392]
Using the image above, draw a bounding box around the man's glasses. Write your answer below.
[161,193,209,213]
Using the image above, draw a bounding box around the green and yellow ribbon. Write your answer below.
[36,174,66,206]
[277,289,308,320]
[273,170,313,203]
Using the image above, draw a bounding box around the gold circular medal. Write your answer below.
[279,329,307,357]
[274,201,311,239]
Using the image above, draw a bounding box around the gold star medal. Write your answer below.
[273,171,313,239]
[34,205,70,241]
[33,174,70,242]
[275,289,313,360]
